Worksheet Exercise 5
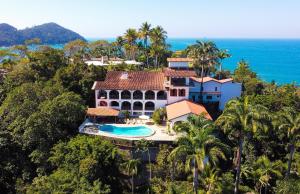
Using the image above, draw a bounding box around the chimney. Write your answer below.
[120,72,129,79]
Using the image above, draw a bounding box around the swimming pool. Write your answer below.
[99,124,155,137]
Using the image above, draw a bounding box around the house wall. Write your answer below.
[189,80,241,110]
[169,114,191,129]
[95,89,168,116]
[167,87,190,104]
[219,82,242,110]
[168,61,189,68]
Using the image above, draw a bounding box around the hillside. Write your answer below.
[0,22,85,46]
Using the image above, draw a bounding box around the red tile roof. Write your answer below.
[87,108,120,117]
[191,77,233,84]
[166,100,212,120]
[93,71,165,90]
[163,68,197,77]
[167,58,193,62]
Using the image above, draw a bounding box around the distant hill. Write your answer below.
[0,22,85,46]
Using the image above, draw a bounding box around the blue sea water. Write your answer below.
[90,38,300,84]
[166,38,300,85]
[2,38,300,84]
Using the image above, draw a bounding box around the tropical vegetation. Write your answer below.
[0,23,299,194]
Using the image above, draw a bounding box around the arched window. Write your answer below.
[110,101,119,107]
[157,90,167,100]
[179,89,186,96]
[109,90,119,99]
[121,90,131,99]
[121,101,131,110]
[98,90,107,99]
[133,101,143,110]
[170,89,177,97]
[99,101,108,107]
[145,90,155,100]
[145,101,155,111]
[133,90,143,99]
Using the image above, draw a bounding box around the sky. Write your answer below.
[1,0,300,38]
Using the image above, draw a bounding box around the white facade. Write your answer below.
[189,79,242,110]
[168,61,190,68]
[169,114,190,129]
[95,89,168,116]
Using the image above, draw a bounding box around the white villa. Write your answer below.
[91,58,242,125]
[85,57,143,66]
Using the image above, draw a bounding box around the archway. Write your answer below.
[121,90,131,99]
[145,101,155,110]
[121,101,131,110]
[133,90,143,99]
[109,90,119,99]
[145,90,155,100]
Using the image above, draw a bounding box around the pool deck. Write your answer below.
[79,120,179,142]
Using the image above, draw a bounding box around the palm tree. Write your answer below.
[124,159,140,194]
[135,139,153,188]
[124,28,138,60]
[200,166,222,194]
[216,97,270,194]
[253,156,283,194]
[277,107,300,177]
[187,41,220,103]
[150,26,167,68]
[139,22,152,67]
[217,49,231,79]
[170,115,228,194]
[112,36,125,58]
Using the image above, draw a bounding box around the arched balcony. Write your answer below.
[121,90,131,99]
[97,90,107,99]
[121,101,131,110]
[157,90,167,100]
[133,101,143,110]
[98,101,108,107]
[145,101,155,111]
[109,90,119,99]
[110,101,119,107]
[145,90,155,100]
[133,90,143,100]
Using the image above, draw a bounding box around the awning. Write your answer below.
[87,107,120,117]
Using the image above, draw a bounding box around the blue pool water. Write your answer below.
[99,124,154,137]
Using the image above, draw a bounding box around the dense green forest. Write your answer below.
[0,23,85,46]
[0,23,299,194]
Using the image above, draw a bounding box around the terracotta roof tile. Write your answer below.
[87,108,120,117]
[163,68,197,77]
[166,100,212,120]
[167,58,193,62]
[93,71,165,90]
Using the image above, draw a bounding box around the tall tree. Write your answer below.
[149,26,167,68]
[170,115,228,194]
[124,159,140,194]
[216,97,270,194]
[277,107,300,177]
[187,41,220,102]
[123,28,138,60]
[135,139,153,189]
[217,49,231,79]
[252,156,283,194]
[139,22,152,67]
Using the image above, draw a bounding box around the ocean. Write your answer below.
[2,38,300,84]
[89,38,300,84]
